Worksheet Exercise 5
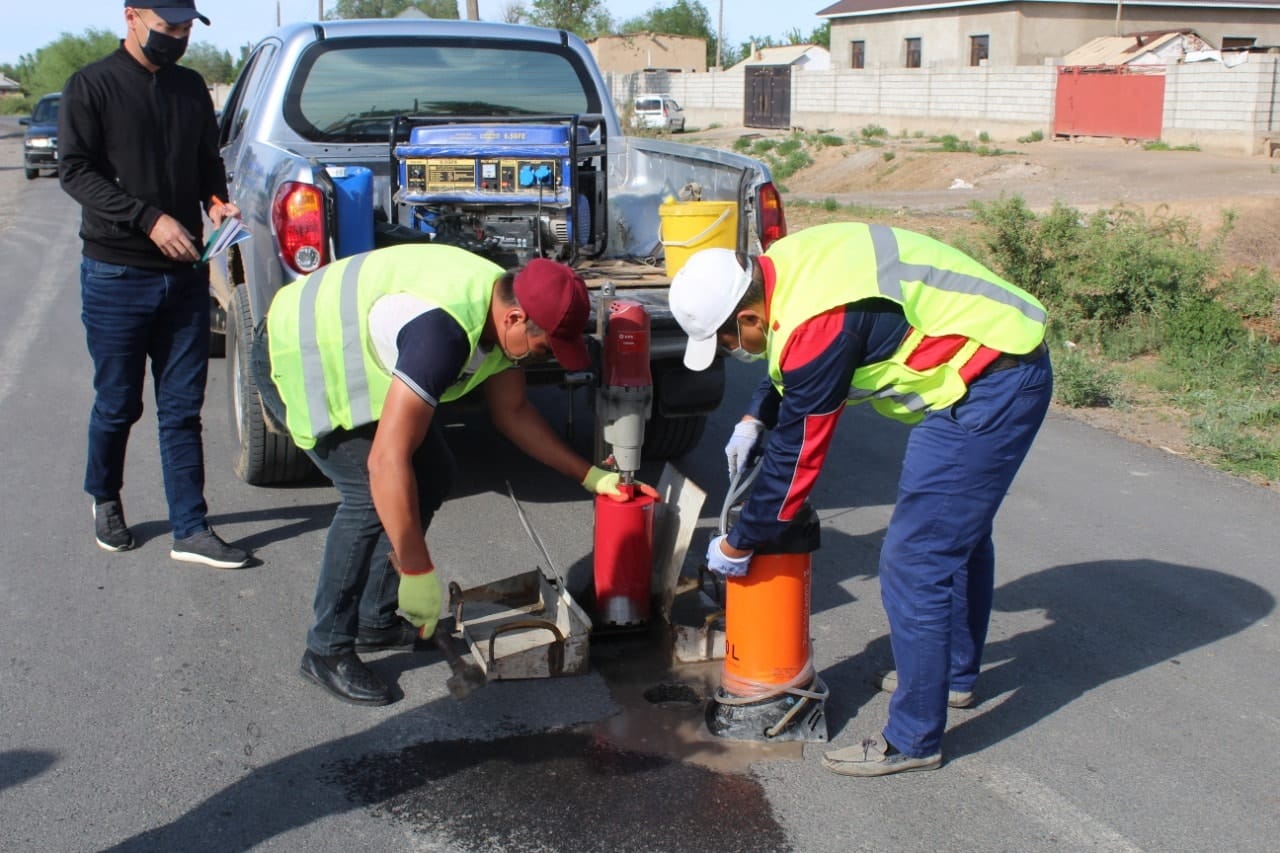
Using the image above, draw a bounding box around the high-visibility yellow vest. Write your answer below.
[765,223,1047,423]
[266,245,510,449]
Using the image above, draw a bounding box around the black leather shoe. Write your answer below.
[355,618,427,653]
[299,650,393,706]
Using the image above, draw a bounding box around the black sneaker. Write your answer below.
[93,499,135,552]
[170,528,251,569]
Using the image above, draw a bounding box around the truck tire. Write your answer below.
[642,412,707,460]
[227,284,314,485]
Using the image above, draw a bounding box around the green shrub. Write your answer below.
[861,124,888,139]
[883,151,896,162]
[1053,348,1122,408]
[1099,315,1164,360]
[978,131,991,143]
[772,150,814,181]
[1017,129,1045,143]
[776,135,803,156]
[751,138,778,154]
[731,136,752,152]
[816,133,845,147]
[1162,296,1246,367]
[822,198,841,212]
[1217,267,1280,319]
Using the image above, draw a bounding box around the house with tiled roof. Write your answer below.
[816,0,1280,68]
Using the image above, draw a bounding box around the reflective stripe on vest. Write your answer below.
[763,223,1047,423]
[268,245,505,448]
[869,225,1046,324]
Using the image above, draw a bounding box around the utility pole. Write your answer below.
[466,0,480,20]
[277,1,282,27]
[716,0,724,70]
[319,1,325,20]
[1115,0,1123,35]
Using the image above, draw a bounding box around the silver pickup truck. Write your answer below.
[211,18,786,484]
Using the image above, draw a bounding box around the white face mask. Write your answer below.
[724,319,765,363]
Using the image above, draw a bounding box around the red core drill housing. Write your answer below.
[593,300,657,627]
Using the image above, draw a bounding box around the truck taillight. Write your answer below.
[272,182,327,274]
[757,182,787,250]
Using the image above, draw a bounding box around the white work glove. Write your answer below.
[725,417,765,481]
[706,534,753,578]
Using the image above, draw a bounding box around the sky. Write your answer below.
[1,1,825,67]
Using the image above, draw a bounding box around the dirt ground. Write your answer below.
[683,127,1280,473]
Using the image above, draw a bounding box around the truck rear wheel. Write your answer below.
[642,412,707,460]
[227,284,314,485]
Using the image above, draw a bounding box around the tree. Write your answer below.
[18,29,120,98]
[181,42,237,84]
[524,0,613,38]
[619,0,720,68]
[328,0,459,18]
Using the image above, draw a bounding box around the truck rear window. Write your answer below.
[285,39,599,142]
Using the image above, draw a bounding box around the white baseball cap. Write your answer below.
[669,249,754,371]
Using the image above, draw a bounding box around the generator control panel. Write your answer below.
[395,123,590,204]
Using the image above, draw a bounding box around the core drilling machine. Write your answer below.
[591,298,658,628]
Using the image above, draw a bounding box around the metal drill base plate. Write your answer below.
[705,687,829,744]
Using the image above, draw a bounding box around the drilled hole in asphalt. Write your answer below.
[643,681,702,707]
[327,731,791,853]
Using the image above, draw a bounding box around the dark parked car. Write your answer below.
[20,93,60,180]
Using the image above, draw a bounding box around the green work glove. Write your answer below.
[395,564,442,639]
[581,465,660,502]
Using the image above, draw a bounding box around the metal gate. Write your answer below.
[745,65,791,129]
[1054,66,1165,141]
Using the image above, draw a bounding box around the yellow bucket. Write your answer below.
[659,199,738,278]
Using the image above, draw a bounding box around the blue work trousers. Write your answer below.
[880,353,1053,758]
[304,422,454,655]
[80,258,211,539]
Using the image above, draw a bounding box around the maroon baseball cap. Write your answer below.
[126,1,211,26]
[512,259,591,371]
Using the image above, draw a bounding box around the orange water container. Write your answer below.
[707,503,826,742]
[721,551,813,693]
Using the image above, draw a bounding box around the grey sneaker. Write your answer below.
[93,499,135,552]
[822,737,942,777]
[874,669,975,709]
[171,528,251,569]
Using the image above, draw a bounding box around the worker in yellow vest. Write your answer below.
[260,245,649,706]
[669,223,1052,776]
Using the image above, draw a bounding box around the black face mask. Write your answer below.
[140,28,189,67]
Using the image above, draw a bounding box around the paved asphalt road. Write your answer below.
[1,117,1278,852]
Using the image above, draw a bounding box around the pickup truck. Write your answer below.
[211,18,786,485]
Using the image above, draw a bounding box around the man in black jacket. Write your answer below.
[59,1,250,569]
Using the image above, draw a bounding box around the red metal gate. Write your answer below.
[1054,67,1165,141]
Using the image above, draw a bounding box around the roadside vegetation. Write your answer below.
[796,195,1280,483]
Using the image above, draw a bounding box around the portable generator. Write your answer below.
[389,116,608,268]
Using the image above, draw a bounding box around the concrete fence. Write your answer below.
[608,55,1280,155]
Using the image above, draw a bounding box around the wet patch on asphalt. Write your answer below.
[326,730,791,852]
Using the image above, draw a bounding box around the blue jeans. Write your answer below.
[304,422,455,655]
[81,258,211,539]
[879,353,1053,758]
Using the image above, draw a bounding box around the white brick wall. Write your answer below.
[610,57,1280,153]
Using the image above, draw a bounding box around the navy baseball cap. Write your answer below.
[126,1,211,26]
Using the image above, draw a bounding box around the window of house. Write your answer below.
[851,40,866,70]
[1222,37,1256,50]
[905,37,922,68]
[970,35,989,66]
